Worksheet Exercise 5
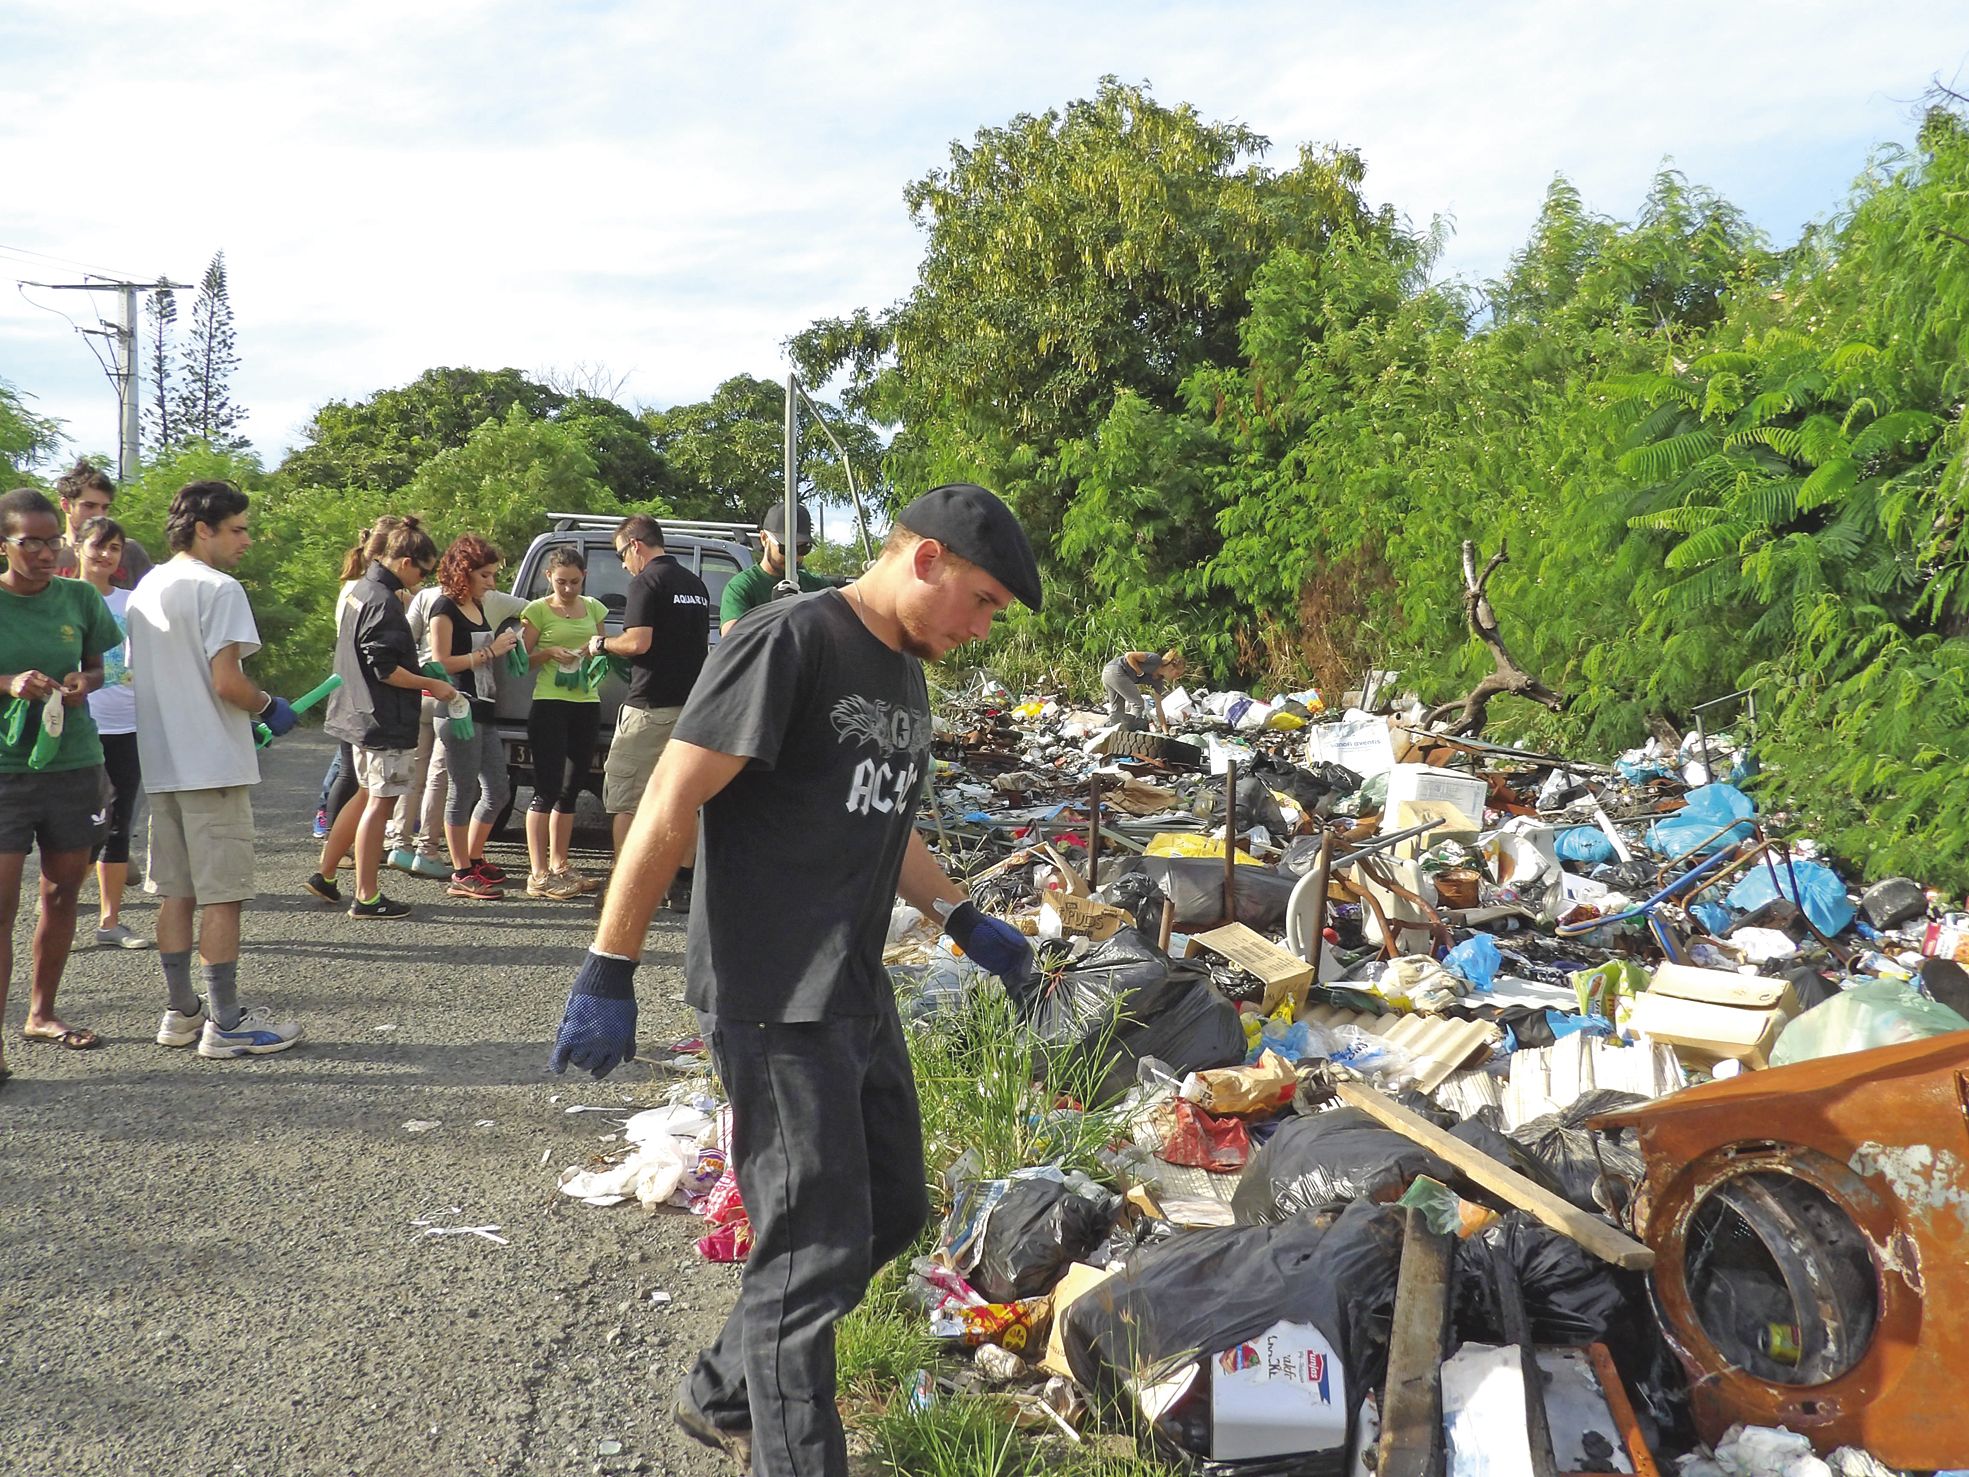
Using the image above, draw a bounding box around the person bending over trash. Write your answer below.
[1101,646,1184,731]
[550,482,1042,1477]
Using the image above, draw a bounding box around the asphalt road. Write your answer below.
[1,733,743,1477]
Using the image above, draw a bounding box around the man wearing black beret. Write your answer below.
[550,483,1041,1477]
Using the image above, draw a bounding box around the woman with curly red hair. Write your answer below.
[425,535,520,899]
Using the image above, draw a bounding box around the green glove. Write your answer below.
[581,653,613,692]
[505,644,530,678]
[28,693,63,770]
[1,696,28,750]
[421,660,448,681]
[607,656,632,684]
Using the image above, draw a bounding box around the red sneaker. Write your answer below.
[470,858,508,883]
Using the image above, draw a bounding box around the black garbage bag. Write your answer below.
[1064,1199,1405,1473]
[1210,774,1291,841]
[1453,1212,1625,1346]
[1510,1089,1648,1214]
[955,1176,1119,1303]
[1025,927,1245,1106]
[1232,1109,1458,1225]
[1235,1107,1571,1225]
[1099,869,1169,933]
[1136,856,1298,932]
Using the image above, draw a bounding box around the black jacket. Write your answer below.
[324,562,422,750]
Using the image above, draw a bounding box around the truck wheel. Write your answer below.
[1111,730,1204,767]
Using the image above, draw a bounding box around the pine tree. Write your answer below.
[141,278,177,455]
[173,251,245,448]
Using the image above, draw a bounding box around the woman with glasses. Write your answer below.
[0,488,122,1074]
[73,515,151,949]
[314,517,458,920]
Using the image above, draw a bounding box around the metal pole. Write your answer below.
[118,285,140,483]
[781,371,800,594]
[1223,758,1238,926]
[1086,775,1101,888]
[1306,830,1333,982]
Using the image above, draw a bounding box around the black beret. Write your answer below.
[897,483,1042,611]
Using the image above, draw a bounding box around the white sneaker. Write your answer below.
[157,998,209,1048]
[197,1006,303,1059]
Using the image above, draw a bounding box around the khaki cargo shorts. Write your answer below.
[147,786,257,905]
[353,745,418,798]
[602,703,683,814]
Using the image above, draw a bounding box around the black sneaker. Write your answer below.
[304,872,342,903]
[671,1396,750,1469]
[349,893,412,920]
[665,873,694,914]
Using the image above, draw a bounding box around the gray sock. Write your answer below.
[203,961,242,1030]
[161,949,199,1016]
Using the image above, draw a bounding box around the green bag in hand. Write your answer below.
[28,691,64,770]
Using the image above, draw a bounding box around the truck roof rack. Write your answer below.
[545,512,757,542]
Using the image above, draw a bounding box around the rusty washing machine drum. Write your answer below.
[1594,1033,1969,1468]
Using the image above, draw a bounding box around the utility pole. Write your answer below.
[19,275,188,484]
[780,370,800,594]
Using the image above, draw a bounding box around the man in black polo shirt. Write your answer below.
[590,517,710,902]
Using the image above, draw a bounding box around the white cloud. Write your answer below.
[4,0,1964,467]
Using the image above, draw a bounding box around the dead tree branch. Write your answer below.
[1423,539,1566,737]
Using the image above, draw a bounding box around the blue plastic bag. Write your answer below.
[1725,857,1857,938]
[1645,783,1755,859]
[1443,933,1501,990]
[1691,901,1733,935]
[1555,827,1617,865]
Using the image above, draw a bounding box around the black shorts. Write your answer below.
[0,767,111,855]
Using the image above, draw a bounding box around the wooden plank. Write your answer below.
[1492,1244,1559,1477]
[1336,1082,1655,1271]
[1377,1207,1452,1477]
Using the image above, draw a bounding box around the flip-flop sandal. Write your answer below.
[23,1027,102,1051]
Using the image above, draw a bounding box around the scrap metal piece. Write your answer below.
[1593,1034,1969,1466]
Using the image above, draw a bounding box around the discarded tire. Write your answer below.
[1110,730,1204,767]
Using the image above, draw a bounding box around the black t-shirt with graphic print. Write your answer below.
[676,589,930,1022]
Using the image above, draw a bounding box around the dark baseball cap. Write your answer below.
[897,482,1042,611]
[760,503,813,549]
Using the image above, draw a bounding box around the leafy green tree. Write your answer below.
[642,373,884,521]
[142,279,178,456]
[278,366,666,503]
[793,77,1396,538]
[0,377,64,481]
[173,252,246,449]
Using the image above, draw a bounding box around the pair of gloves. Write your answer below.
[548,901,1034,1078]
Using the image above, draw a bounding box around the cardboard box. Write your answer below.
[1041,892,1132,942]
[1630,963,1802,1070]
[1193,923,1316,1014]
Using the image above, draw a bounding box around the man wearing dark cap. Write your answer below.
[550,483,1042,1477]
[717,501,844,636]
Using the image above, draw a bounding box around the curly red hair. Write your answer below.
[437,534,503,604]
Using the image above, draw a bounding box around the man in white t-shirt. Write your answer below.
[126,481,304,1059]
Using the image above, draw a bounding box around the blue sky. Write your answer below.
[3,0,1965,470]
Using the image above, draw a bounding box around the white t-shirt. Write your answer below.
[127,556,264,792]
[87,586,138,736]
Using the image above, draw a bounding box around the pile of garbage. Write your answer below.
[871,680,1969,1475]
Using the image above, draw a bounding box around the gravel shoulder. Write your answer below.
[1,733,741,1477]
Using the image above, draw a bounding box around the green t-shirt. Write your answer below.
[719,563,838,630]
[522,595,607,703]
[0,576,123,773]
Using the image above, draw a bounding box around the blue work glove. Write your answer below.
[944,901,1035,994]
[259,696,299,737]
[550,950,639,1079]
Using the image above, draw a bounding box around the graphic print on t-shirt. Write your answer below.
[831,694,923,817]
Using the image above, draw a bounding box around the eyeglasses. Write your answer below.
[4,536,55,554]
